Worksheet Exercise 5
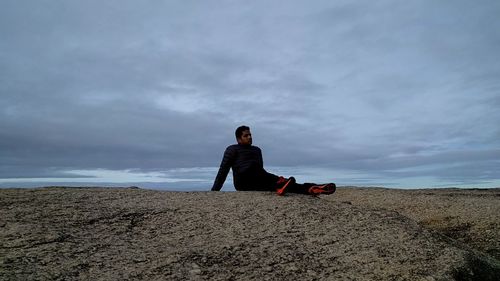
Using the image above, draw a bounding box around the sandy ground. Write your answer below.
[1,187,499,280]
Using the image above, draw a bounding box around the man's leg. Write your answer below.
[280,181,337,195]
[273,175,311,195]
[286,182,312,195]
[258,170,282,191]
[262,170,332,195]
[258,169,336,196]
[256,169,297,194]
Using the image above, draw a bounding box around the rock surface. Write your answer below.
[1,187,499,280]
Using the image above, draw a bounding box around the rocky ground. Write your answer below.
[326,187,500,262]
[1,187,499,280]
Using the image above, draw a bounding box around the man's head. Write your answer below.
[235,125,252,146]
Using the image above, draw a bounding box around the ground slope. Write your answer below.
[1,187,499,280]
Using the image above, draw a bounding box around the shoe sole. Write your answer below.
[276,179,293,196]
[308,183,336,195]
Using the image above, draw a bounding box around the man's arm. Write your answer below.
[211,146,235,191]
[257,147,264,168]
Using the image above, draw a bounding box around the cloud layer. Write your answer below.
[1,1,500,188]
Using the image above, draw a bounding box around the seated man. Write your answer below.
[211,125,336,196]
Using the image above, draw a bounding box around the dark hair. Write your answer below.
[235,125,250,139]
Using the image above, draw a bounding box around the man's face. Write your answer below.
[237,130,252,145]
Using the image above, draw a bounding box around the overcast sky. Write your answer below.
[1,0,500,190]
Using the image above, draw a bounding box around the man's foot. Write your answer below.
[308,183,336,196]
[276,177,296,196]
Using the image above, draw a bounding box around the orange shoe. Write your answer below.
[276,177,296,196]
[308,183,336,196]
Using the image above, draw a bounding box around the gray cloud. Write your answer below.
[1,1,500,188]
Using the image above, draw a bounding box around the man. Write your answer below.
[211,125,336,196]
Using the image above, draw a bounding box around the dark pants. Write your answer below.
[235,168,310,194]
